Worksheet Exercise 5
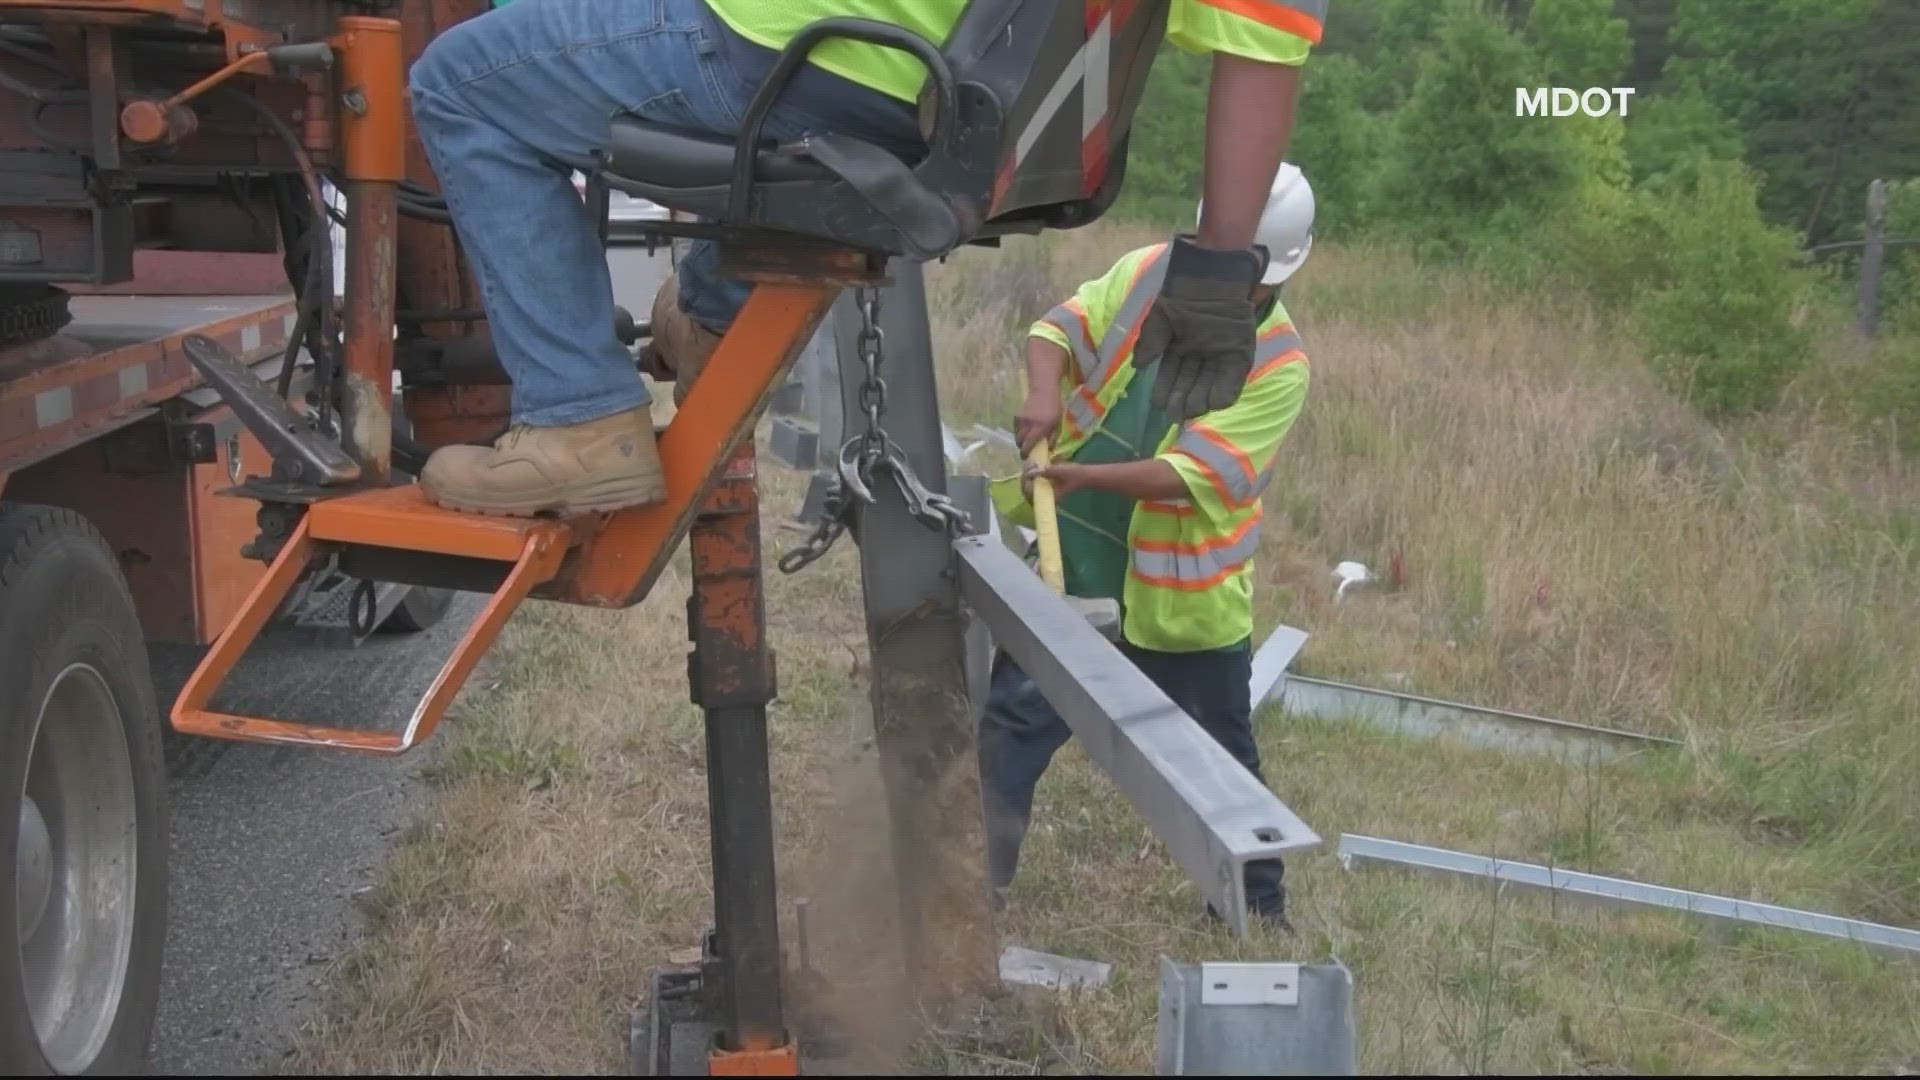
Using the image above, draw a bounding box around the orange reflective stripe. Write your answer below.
[1129,516,1262,590]
[1131,508,1261,554]
[1250,347,1306,382]
[1169,424,1258,506]
[1043,299,1098,382]
[1090,245,1170,388]
[1194,0,1325,44]
[1130,563,1246,592]
[1062,385,1105,440]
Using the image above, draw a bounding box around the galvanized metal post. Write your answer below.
[1860,178,1889,337]
[835,261,998,1000]
[1157,959,1357,1075]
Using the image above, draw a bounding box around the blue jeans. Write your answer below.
[977,641,1288,919]
[410,0,922,426]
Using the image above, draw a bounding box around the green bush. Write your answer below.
[1289,54,1385,239]
[1629,160,1814,415]
[1371,0,1582,259]
[1622,90,1746,186]
[1524,0,1630,88]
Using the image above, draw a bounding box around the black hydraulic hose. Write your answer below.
[397,197,456,224]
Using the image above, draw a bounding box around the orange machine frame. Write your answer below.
[170,280,846,753]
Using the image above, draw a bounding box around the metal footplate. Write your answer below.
[170,485,572,753]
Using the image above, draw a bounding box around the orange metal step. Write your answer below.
[169,494,573,753]
[166,282,841,755]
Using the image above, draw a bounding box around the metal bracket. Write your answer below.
[1198,962,1300,1007]
[1158,958,1356,1075]
[182,333,361,487]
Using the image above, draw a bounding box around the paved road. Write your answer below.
[147,248,671,1076]
[148,598,481,1076]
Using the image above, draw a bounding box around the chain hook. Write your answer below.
[778,284,975,573]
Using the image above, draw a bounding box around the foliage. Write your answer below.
[1370,0,1582,260]
[1523,0,1631,89]
[1107,47,1208,227]
[1620,88,1745,185]
[1287,54,1384,240]
[1102,0,1912,423]
[1628,161,1814,414]
[1663,0,1920,244]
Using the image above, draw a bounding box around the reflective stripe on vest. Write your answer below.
[1040,299,1097,383]
[1055,245,1170,451]
[1130,510,1264,590]
[1171,426,1259,506]
[1163,324,1304,507]
[1198,0,1328,44]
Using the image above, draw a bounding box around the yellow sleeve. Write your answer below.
[1160,356,1309,520]
[1167,0,1321,65]
[1028,245,1161,386]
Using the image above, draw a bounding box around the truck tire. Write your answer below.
[0,504,167,1076]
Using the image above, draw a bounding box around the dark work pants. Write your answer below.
[976,640,1288,918]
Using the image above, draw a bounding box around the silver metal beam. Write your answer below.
[1272,675,1676,764]
[954,535,1322,935]
[1337,834,1920,957]
[837,263,998,997]
[1247,625,1309,705]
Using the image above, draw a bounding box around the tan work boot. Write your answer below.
[419,405,667,517]
[642,272,721,406]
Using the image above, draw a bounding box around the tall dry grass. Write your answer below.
[930,226,1920,927]
[292,226,1920,1075]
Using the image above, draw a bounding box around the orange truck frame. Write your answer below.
[0,0,1173,1073]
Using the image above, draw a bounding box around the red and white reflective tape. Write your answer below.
[991,0,1143,212]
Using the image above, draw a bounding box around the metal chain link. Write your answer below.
[778,285,971,575]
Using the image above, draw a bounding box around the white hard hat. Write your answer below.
[1196,162,1315,285]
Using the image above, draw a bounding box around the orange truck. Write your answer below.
[0,0,1172,1072]
[0,4,493,1071]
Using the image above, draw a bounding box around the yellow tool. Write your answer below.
[1025,442,1067,593]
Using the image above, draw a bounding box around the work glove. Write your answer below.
[1136,235,1269,422]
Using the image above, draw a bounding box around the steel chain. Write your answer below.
[778,285,972,576]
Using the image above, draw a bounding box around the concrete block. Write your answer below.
[769,415,819,470]
[1000,945,1112,991]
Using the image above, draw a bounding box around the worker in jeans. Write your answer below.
[983,165,1315,928]
[405,0,1326,516]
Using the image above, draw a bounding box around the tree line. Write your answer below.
[1113,0,1919,418]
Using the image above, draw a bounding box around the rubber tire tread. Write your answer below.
[0,503,167,1076]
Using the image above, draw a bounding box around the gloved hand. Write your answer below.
[1135,235,1268,421]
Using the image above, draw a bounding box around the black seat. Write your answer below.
[605,124,837,190]
[596,4,1171,261]
[604,116,967,259]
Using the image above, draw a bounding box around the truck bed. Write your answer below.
[0,293,298,476]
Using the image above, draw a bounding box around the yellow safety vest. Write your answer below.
[700,0,1323,107]
[994,243,1310,652]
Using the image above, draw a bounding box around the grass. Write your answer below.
[290,226,1920,1074]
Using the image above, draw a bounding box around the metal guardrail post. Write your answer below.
[1860,178,1889,337]
[953,536,1322,935]
[1156,958,1357,1075]
[836,261,998,999]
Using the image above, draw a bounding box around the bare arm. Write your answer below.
[1015,337,1072,454]
[1195,55,1301,251]
[1037,459,1188,502]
